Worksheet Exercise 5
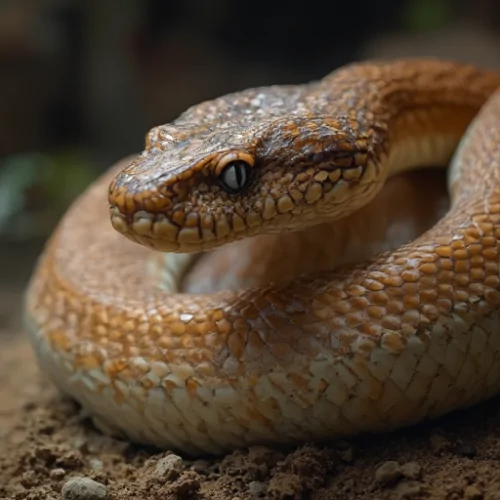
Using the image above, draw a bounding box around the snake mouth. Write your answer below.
[109,206,195,253]
[109,198,329,254]
[110,203,264,254]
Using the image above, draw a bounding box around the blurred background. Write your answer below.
[1,0,500,334]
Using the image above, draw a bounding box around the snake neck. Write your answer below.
[321,59,500,176]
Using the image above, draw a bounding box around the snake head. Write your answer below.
[108,115,383,253]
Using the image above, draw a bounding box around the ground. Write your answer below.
[2,245,500,500]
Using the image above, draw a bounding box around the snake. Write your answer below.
[23,59,500,457]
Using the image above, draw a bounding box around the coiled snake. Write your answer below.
[23,59,500,456]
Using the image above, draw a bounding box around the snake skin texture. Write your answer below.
[23,59,500,456]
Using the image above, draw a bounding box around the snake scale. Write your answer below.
[23,59,500,456]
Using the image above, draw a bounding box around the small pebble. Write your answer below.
[343,479,355,491]
[70,437,88,451]
[375,461,403,485]
[401,462,422,480]
[155,454,184,479]
[341,448,355,463]
[88,458,104,471]
[396,480,423,499]
[61,477,108,500]
[430,433,450,453]
[248,481,266,495]
[20,470,36,487]
[50,468,66,480]
[464,485,483,500]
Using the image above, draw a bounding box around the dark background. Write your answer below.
[1,0,500,332]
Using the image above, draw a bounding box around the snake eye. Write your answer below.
[218,160,251,193]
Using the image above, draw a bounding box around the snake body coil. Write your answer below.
[24,59,500,456]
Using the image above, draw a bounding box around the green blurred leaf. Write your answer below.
[0,151,96,240]
[404,0,451,31]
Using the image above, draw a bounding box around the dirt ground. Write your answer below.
[1,243,500,500]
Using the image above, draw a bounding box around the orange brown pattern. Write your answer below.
[23,60,500,456]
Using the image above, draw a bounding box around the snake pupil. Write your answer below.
[219,160,251,193]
